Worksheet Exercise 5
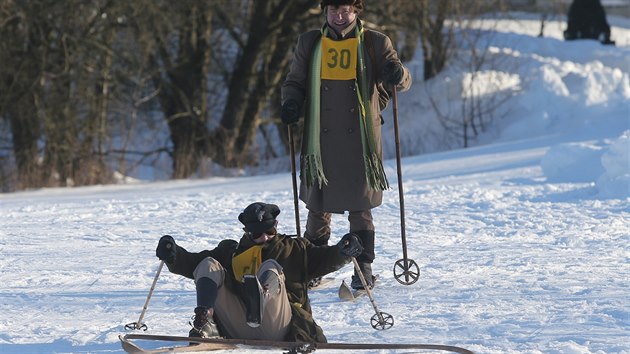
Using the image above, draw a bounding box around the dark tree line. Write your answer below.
[0,0,502,192]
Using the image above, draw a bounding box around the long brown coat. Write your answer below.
[282,21,412,213]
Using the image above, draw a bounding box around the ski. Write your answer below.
[338,280,366,301]
[308,277,337,289]
[337,275,379,301]
[120,333,474,354]
[120,334,235,353]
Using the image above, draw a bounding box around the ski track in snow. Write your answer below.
[1,15,629,354]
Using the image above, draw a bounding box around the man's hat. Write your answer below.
[238,202,280,234]
[320,0,364,12]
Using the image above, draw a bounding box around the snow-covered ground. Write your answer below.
[1,14,628,354]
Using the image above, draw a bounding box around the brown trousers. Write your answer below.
[305,209,374,241]
[193,257,292,341]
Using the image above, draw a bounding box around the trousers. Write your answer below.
[304,209,374,241]
[192,257,292,341]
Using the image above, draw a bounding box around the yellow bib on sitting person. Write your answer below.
[232,245,263,282]
[321,37,358,80]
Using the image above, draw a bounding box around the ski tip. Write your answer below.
[119,334,145,354]
[338,280,355,301]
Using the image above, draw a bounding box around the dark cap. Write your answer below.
[320,0,364,12]
[238,202,280,234]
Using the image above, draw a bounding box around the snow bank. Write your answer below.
[542,131,629,198]
[597,130,630,198]
[541,142,605,183]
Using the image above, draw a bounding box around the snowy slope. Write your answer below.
[1,15,629,354]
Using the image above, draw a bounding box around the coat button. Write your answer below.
[347,128,353,133]
[323,128,329,133]
[349,108,355,113]
[323,86,329,91]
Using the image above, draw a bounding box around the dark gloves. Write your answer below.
[156,235,176,263]
[280,99,300,125]
[383,60,404,86]
[338,233,363,258]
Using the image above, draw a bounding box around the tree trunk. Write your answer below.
[420,0,453,81]
[8,96,42,189]
[213,0,318,167]
[0,5,44,189]
[152,3,213,179]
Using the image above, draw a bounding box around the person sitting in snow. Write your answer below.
[155,202,363,342]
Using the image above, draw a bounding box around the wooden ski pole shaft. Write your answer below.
[392,88,409,264]
[391,86,420,285]
[351,257,394,330]
[125,259,165,330]
[288,125,301,237]
[351,258,380,315]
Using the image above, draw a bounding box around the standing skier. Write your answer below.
[155,202,363,342]
[281,0,412,290]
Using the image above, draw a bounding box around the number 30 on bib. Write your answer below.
[321,37,358,81]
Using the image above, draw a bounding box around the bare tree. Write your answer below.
[0,0,118,188]
[426,0,517,148]
[419,0,456,81]
[211,0,320,168]
[122,0,321,177]
[136,1,215,178]
[0,0,44,189]
[4,0,472,191]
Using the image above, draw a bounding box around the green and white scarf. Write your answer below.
[302,20,389,191]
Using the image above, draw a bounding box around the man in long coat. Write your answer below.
[281,0,412,289]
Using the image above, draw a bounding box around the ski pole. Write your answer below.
[351,257,394,330]
[288,125,301,237]
[125,259,165,331]
[391,86,420,285]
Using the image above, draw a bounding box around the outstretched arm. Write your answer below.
[304,238,353,280]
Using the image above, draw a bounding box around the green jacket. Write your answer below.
[165,233,349,342]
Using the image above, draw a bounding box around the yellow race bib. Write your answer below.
[321,37,358,80]
[232,245,263,282]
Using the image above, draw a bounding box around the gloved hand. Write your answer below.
[338,233,363,258]
[280,99,300,125]
[382,60,404,86]
[156,235,176,263]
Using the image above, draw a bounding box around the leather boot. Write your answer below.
[189,307,220,339]
[351,262,376,290]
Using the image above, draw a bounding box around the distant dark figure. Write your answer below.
[564,0,615,45]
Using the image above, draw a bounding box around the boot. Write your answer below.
[189,307,220,339]
[351,262,376,290]
[241,275,264,328]
[307,277,322,289]
[351,230,375,290]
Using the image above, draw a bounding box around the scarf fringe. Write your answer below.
[356,24,389,191]
[364,153,389,191]
[301,154,328,189]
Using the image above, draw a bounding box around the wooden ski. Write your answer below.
[120,333,475,354]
